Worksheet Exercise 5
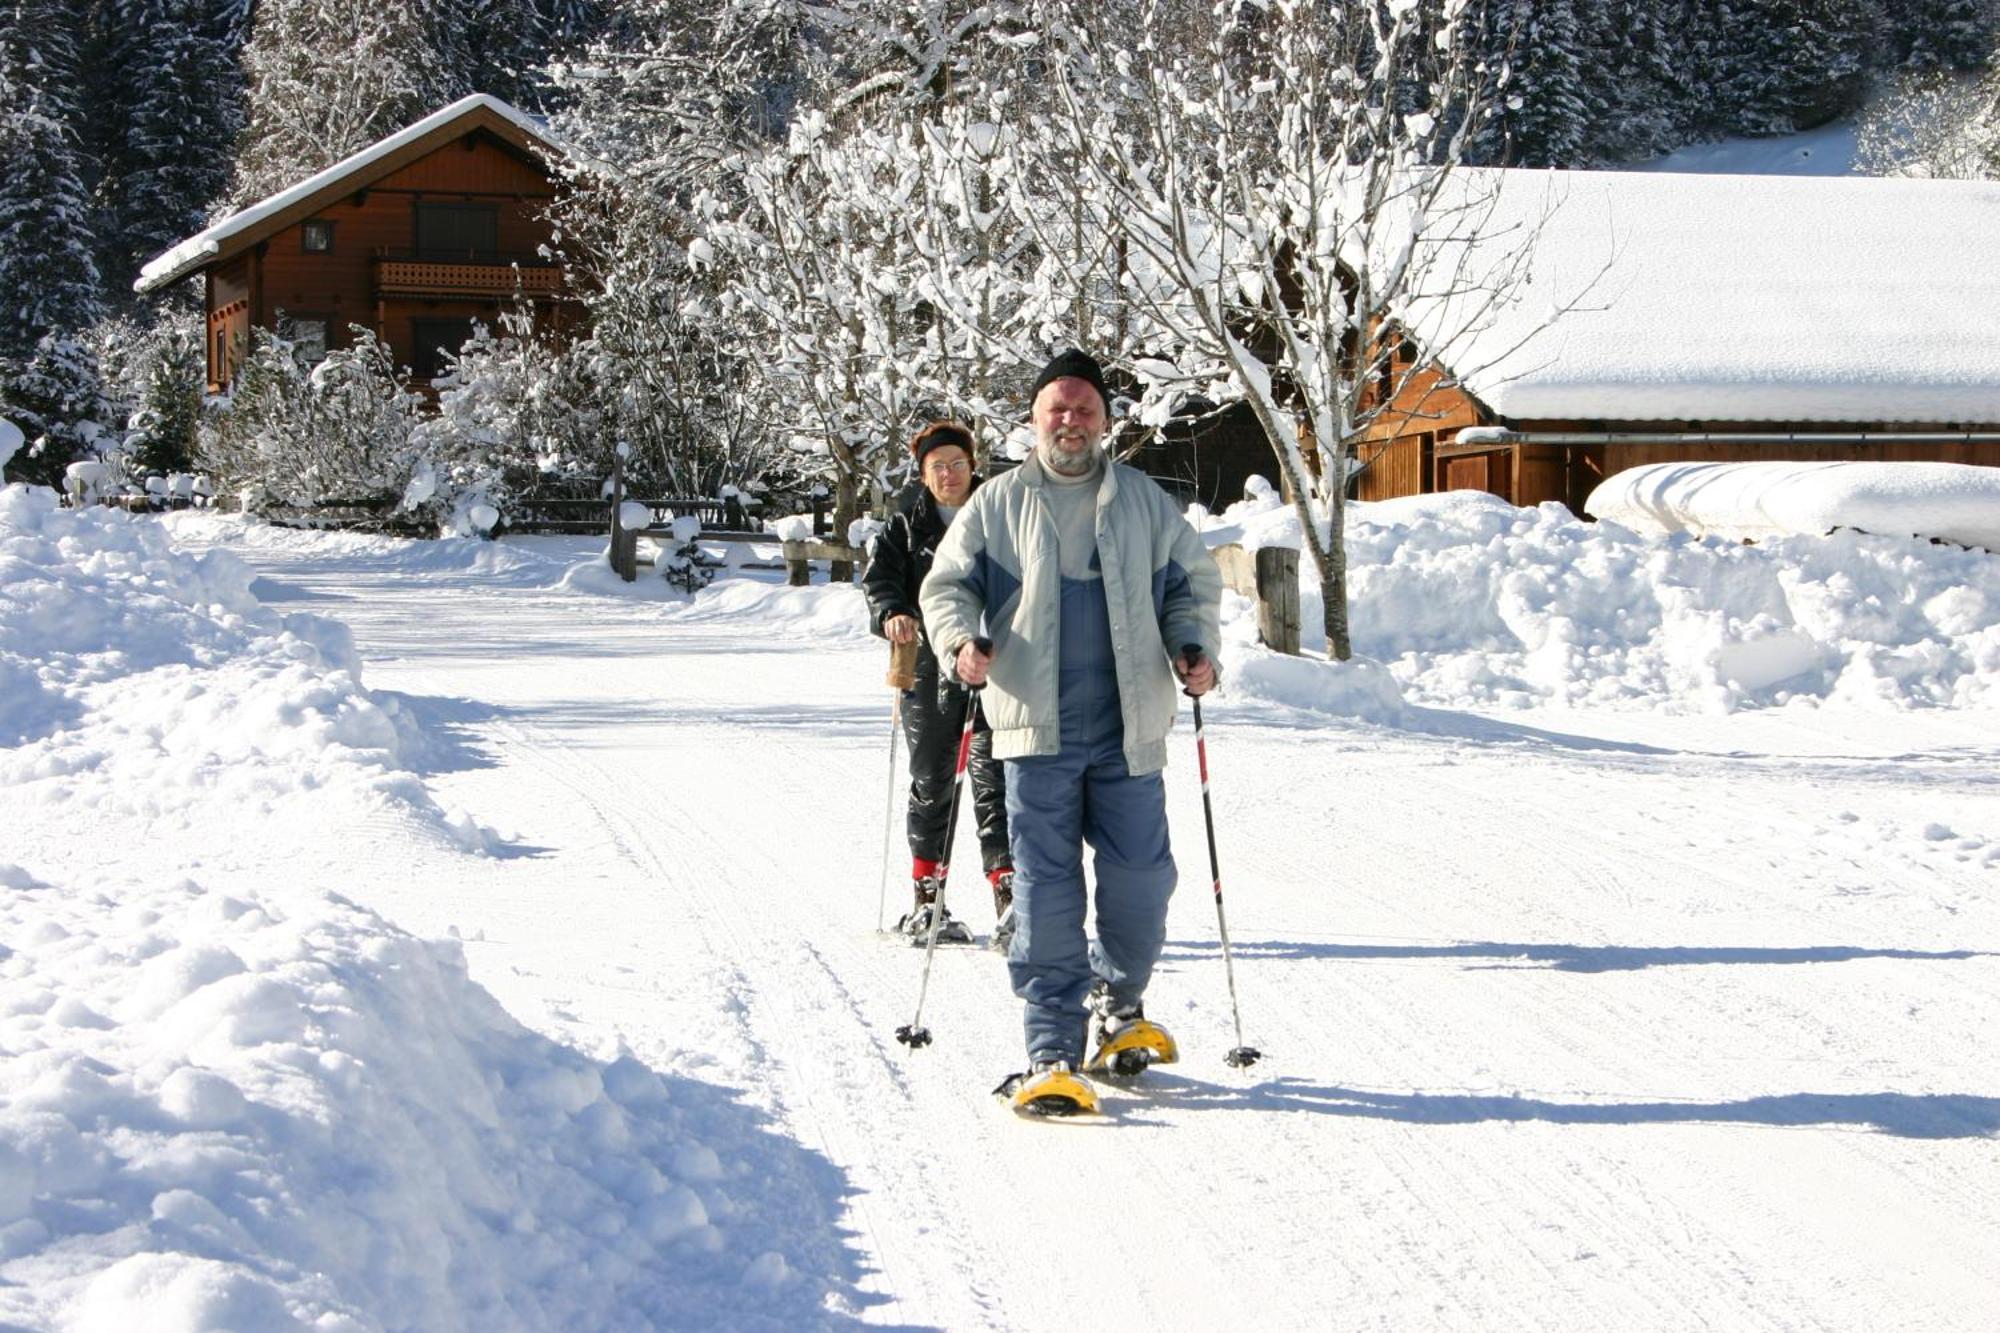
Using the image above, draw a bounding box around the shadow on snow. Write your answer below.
[1125,1074,2000,1140]
[1157,937,1993,972]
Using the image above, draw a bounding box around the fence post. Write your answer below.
[608,445,639,582]
[782,539,810,586]
[1254,546,1301,655]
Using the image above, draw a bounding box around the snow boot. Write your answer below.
[988,869,1016,955]
[896,877,973,947]
[995,1058,1100,1117]
[1083,987,1179,1077]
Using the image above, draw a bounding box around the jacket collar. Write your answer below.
[1020,449,1117,501]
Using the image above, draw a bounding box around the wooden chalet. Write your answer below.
[135,95,575,390]
[1351,168,2000,513]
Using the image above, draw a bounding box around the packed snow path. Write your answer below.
[163,524,2000,1328]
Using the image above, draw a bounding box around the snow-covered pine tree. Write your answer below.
[1898,0,1994,72]
[0,0,102,356]
[1473,0,1596,166]
[230,0,452,205]
[94,0,237,305]
[1,334,111,488]
[0,0,106,484]
[1581,0,1688,163]
[125,317,204,478]
[1712,0,1878,136]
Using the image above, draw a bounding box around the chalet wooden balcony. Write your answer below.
[372,253,564,299]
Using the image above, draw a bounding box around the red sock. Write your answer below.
[987,866,1013,887]
[912,857,940,881]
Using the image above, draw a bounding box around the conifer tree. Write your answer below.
[230,0,450,205]
[0,0,102,355]
[1470,0,1596,166]
[1900,0,1994,72]
[95,0,236,299]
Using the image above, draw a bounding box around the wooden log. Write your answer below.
[1254,545,1301,656]
[608,447,635,582]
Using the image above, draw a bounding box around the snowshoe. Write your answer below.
[1084,994,1179,1077]
[989,903,1017,955]
[896,901,974,947]
[987,871,1017,955]
[994,1061,1100,1117]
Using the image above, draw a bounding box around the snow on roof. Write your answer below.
[1584,460,2000,550]
[134,95,556,295]
[1407,168,2000,424]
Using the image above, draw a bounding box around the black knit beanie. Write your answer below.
[909,419,976,468]
[1030,348,1112,415]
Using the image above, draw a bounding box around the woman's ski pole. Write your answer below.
[1184,646,1261,1069]
[895,637,988,1051]
[877,639,919,933]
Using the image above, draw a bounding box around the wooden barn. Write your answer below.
[135,96,574,390]
[1351,168,2000,513]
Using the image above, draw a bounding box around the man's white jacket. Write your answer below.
[919,453,1223,776]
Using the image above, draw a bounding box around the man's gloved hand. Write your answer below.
[954,638,994,688]
[1175,645,1216,697]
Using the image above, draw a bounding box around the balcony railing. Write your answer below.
[372,252,564,298]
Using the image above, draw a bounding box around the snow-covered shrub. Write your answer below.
[653,514,712,593]
[404,309,585,536]
[0,333,113,490]
[122,318,204,481]
[1854,68,2000,179]
[198,328,420,519]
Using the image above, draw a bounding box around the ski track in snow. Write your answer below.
[128,523,2000,1330]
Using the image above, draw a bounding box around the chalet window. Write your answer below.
[414,203,498,259]
[301,220,334,253]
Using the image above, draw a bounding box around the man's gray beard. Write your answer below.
[1039,438,1101,478]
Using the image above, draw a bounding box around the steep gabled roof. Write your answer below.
[135,95,559,295]
[1402,168,2000,425]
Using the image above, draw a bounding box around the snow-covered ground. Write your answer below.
[5,483,1999,1329]
[1626,118,1860,177]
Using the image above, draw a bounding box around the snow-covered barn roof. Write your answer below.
[1412,168,2000,425]
[134,95,558,295]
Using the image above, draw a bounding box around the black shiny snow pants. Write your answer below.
[903,659,1011,874]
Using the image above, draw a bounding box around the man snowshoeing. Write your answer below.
[920,350,1222,1115]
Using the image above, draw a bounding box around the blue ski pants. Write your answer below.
[1004,735,1177,1066]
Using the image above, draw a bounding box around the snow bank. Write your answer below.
[662,578,874,641]
[163,512,560,585]
[1201,485,2000,714]
[1585,461,2000,551]
[0,873,853,1330]
[1,489,474,844]
[4,492,860,1326]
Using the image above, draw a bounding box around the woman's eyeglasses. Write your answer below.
[925,458,972,477]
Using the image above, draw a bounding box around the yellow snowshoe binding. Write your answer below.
[999,1061,1100,1117]
[1084,1009,1179,1078]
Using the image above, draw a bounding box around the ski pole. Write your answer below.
[878,638,919,933]
[1183,645,1261,1069]
[876,691,902,934]
[895,636,988,1051]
